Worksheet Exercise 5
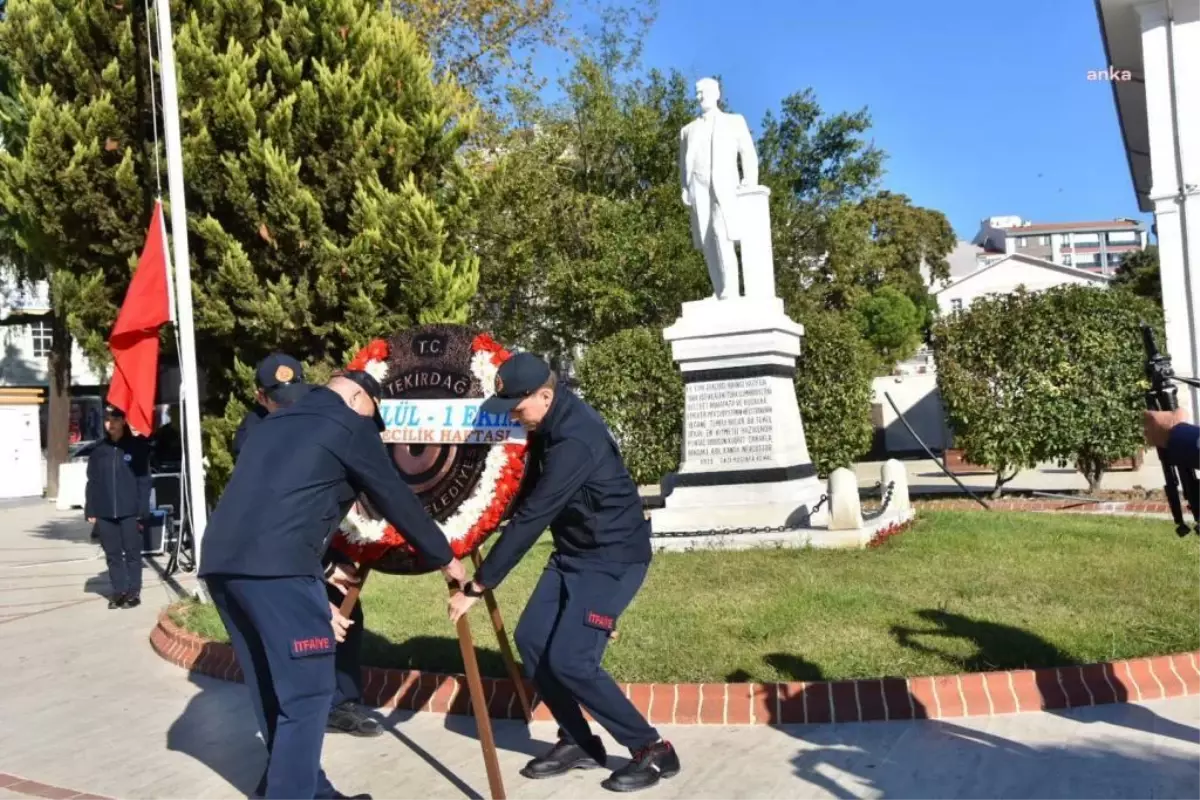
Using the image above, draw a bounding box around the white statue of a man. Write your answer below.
[678,77,758,300]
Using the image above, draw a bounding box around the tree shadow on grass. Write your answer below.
[891,609,1080,673]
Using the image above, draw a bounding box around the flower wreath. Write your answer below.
[333,333,528,567]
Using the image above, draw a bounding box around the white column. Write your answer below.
[1138,0,1200,419]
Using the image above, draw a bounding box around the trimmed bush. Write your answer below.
[934,285,1161,495]
[795,310,876,475]
[575,327,683,485]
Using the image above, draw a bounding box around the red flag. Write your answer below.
[107,200,171,437]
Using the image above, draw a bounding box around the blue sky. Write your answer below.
[535,0,1150,242]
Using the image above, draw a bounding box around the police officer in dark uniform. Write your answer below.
[448,353,681,794]
[202,370,467,799]
[233,354,384,742]
[85,405,151,609]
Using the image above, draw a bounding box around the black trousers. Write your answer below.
[325,582,363,705]
[95,516,143,597]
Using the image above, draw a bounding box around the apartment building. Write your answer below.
[971,215,1148,274]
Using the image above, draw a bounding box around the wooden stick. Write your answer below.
[471,550,532,723]
[336,564,370,618]
[451,582,507,800]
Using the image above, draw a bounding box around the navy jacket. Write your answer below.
[1166,422,1200,470]
[229,389,353,570]
[475,388,652,588]
[200,386,455,579]
[85,434,152,520]
[232,403,269,460]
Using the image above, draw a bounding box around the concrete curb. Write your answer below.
[0,771,111,799]
[150,612,1200,726]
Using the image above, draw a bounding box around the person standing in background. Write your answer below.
[85,406,151,609]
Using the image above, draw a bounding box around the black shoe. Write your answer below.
[330,793,372,799]
[327,701,383,737]
[121,594,141,609]
[520,738,606,779]
[108,594,126,609]
[601,740,680,793]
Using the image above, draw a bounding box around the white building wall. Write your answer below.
[937,260,1106,313]
[872,373,951,453]
[0,274,106,387]
[1137,0,1200,420]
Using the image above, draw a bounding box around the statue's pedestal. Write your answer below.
[649,295,826,533]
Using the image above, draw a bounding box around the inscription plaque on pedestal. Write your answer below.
[684,377,776,469]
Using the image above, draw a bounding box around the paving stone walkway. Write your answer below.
[0,500,1196,799]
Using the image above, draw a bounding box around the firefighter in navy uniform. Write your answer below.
[232,352,313,460]
[233,353,384,740]
[448,353,681,794]
[85,406,151,609]
[201,370,467,800]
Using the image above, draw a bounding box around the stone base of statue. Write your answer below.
[648,294,830,534]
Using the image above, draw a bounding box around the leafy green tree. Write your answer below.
[395,0,653,124]
[1112,245,1160,305]
[757,91,954,322]
[575,326,682,484]
[472,55,708,365]
[934,286,1159,496]
[853,285,924,368]
[0,0,154,497]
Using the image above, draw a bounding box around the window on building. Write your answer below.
[1063,254,1073,266]
[1038,236,1049,246]
[30,318,53,358]
[950,298,963,312]
[1015,236,1028,247]
[1074,233,1100,245]
[1107,230,1138,245]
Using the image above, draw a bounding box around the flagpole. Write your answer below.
[154,0,209,597]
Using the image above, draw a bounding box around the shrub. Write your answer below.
[933,285,1161,496]
[794,310,877,475]
[575,327,683,485]
[577,311,876,484]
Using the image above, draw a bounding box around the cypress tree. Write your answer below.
[173,0,479,490]
[0,0,152,497]
[3,0,480,495]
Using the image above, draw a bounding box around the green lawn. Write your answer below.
[173,511,1200,683]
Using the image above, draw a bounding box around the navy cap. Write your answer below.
[338,369,386,432]
[481,352,551,415]
[104,404,125,418]
[255,353,308,405]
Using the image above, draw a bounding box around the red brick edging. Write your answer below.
[0,772,110,799]
[917,497,1173,515]
[150,612,1200,726]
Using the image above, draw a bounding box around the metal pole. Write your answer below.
[155,0,209,592]
[883,391,991,511]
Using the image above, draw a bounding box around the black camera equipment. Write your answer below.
[1140,323,1200,537]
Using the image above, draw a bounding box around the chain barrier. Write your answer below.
[862,480,897,522]
[652,482,897,544]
